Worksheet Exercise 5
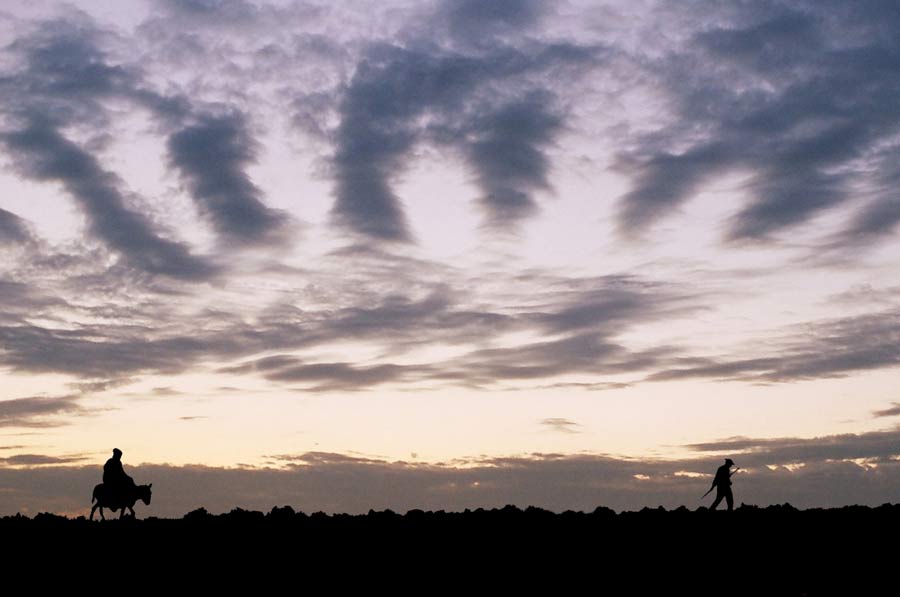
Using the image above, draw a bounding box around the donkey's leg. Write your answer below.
[90,504,97,520]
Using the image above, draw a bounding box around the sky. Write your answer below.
[1,0,899,516]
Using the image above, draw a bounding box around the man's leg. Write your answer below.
[710,491,723,510]
[725,488,734,511]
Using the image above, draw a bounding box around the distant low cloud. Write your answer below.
[2,429,897,516]
[683,427,900,467]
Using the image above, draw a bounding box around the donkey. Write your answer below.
[91,483,152,520]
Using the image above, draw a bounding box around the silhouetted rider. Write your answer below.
[708,458,736,511]
[103,448,135,497]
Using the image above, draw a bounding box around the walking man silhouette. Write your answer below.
[707,458,736,511]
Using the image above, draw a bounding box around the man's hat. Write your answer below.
[113,448,123,456]
[724,458,734,466]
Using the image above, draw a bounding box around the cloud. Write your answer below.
[67,379,135,394]
[223,335,660,392]
[830,143,900,248]
[0,394,83,427]
[1,438,898,516]
[465,95,562,226]
[317,284,516,349]
[1,3,897,422]
[617,143,733,235]
[0,255,699,386]
[873,403,900,418]
[330,45,465,241]
[269,362,411,390]
[151,387,183,396]
[647,308,900,383]
[2,16,131,121]
[0,209,34,245]
[0,318,238,378]
[167,113,293,247]
[223,357,418,392]
[329,4,597,242]
[212,275,686,391]
[524,381,631,392]
[683,426,900,467]
[441,0,546,46]
[158,0,261,25]
[529,276,686,334]
[435,333,666,387]
[0,18,217,279]
[615,2,900,248]
[0,454,88,466]
[540,418,580,434]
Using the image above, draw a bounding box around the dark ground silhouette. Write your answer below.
[2,503,895,592]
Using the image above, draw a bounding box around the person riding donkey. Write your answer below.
[91,448,151,520]
[103,448,137,498]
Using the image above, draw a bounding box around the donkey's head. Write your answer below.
[138,483,152,505]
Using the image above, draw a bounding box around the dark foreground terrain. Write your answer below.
[4,503,896,593]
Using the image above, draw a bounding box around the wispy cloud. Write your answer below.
[0,395,84,428]
[540,418,581,434]
[647,308,900,384]
[873,403,900,418]
[0,453,89,466]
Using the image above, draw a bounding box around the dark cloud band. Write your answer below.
[168,113,292,247]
